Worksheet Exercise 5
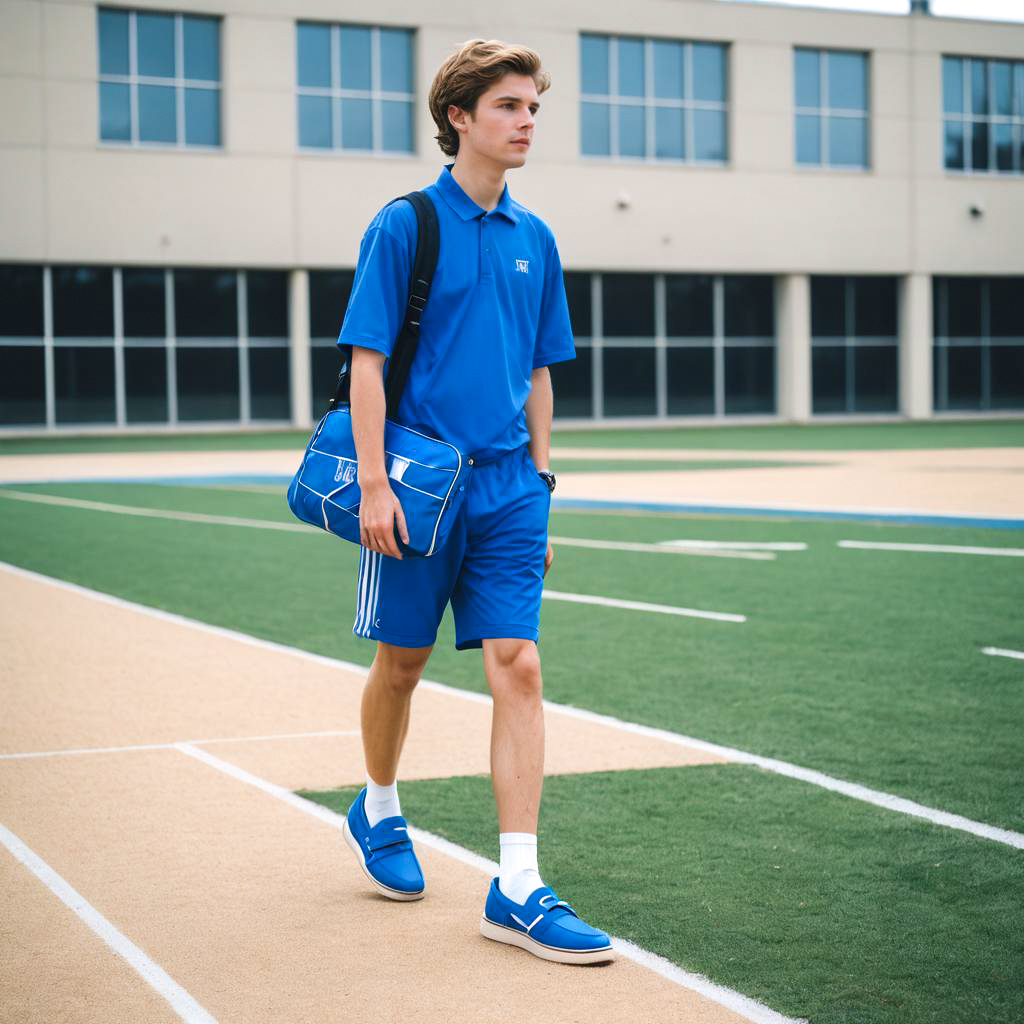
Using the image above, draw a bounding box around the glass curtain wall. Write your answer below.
[0,264,290,428]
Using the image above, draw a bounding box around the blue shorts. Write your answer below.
[352,443,551,651]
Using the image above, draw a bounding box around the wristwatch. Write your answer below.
[537,469,556,493]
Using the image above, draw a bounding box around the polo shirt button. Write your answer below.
[468,458,474,465]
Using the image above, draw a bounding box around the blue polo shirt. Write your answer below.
[337,162,575,462]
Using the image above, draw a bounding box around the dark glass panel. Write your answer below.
[176,347,239,420]
[299,95,332,148]
[563,272,592,337]
[54,346,116,423]
[310,270,355,339]
[970,121,989,172]
[0,346,46,424]
[811,276,846,337]
[184,87,219,146]
[138,84,176,143]
[124,346,168,422]
[946,277,982,337]
[137,12,175,78]
[0,265,43,336]
[943,120,965,170]
[123,268,166,337]
[723,275,774,337]
[580,34,610,95]
[340,25,372,91]
[812,346,846,413]
[990,278,1024,337]
[945,346,982,409]
[854,276,898,337]
[618,37,645,98]
[724,346,774,413]
[174,269,237,337]
[603,346,656,416]
[550,348,593,418]
[311,346,346,414]
[52,266,113,337]
[852,346,898,412]
[794,48,820,108]
[249,347,290,420]
[666,347,714,415]
[581,102,611,156]
[828,51,867,111]
[99,83,130,141]
[991,345,1024,409]
[692,43,725,103]
[247,270,288,337]
[601,273,654,337]
[666,275,713,337]
[970,58,988,116]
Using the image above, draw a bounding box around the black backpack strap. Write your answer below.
[329,190,440,417]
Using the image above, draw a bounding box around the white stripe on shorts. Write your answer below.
[355,547,370,634]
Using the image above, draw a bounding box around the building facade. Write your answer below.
[1,0,1022,433]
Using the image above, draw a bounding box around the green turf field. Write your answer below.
[1,432,1022,1023]
[1,416,1022,454]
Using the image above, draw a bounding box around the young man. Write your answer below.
[337,39,614,965]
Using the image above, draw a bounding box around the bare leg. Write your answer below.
[483,638,545,833]
[361,641,432,785]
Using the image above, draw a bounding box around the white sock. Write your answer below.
[498,832,544,905]
[364,776,401,828]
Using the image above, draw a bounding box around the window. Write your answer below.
[942,56,1024,174]
[811,276,899,414]
[795,48,869,169]
[933,277,1024,411]
[97,8,221,146]
[297,23,415,153]
[580,33,727,163]
[543,272,775,420]
[246,270,290,421]
[310,269,355,412]
[0,265,45,426]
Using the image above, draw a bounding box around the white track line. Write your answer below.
[838,540,1024,557]
[981,646,1024,661]
[0,823,216,1024]
[662,540,807,552]
[175,743,805,1024]
[542,589,746,623]
[550,535,774,560]
[3,562,1021,851]
[0,730,361,761]
[0,488,311,533]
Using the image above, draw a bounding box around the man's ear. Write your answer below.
[447,103,471,137]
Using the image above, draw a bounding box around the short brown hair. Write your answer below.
[428,39,551,157]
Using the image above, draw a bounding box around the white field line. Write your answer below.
[0,729,361,761]
[662,540,807,552]
[981,647,1024,661]
[3,562,1022,851]
[550,535,774,560]
[0,823,216,1024]
[175,743,806,1024]
[838,540,1024,557]
[0,488,310,533]
[0,489,770,569]
[542,589,746,624]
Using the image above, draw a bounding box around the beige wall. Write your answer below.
[2,0,1024,275]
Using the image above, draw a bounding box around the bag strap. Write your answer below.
[329,190,440,419]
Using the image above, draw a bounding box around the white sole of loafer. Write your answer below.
[480,915,615,965]
[342,816,425,901]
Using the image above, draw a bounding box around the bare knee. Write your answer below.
[372,642,430,696]
[486,639,543,703]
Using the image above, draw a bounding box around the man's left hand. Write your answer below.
[543,541,553,577]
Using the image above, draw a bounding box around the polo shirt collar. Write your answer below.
[435,162,519,224]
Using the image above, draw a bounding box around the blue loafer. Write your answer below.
[341,787,425,901]
[480,878,615,964]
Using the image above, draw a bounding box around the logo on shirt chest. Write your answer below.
[515,259,529,273]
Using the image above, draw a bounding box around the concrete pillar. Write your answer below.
[775,273,811,422]
[900,273,932,419]
[289,268,312,429]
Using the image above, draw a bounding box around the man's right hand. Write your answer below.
[359,478,410,559]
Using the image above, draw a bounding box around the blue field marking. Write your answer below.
[551,497,1024,530]
[4,474,1023,529]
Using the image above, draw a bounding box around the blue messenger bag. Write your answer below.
[286,191,472,558]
